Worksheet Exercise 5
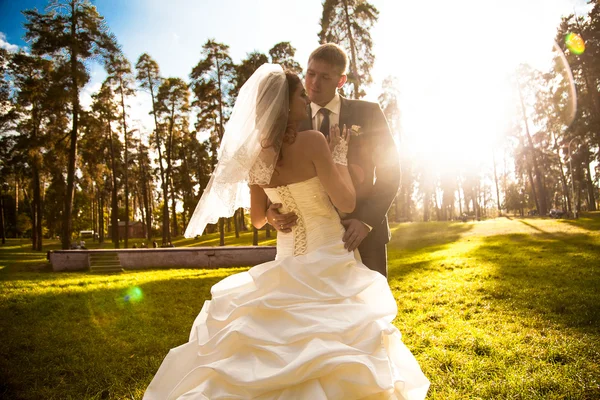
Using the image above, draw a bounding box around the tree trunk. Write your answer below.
[107,122,120,248]
[472,187,480,221]
[166,104,177,241]
[146,65,170,244]
[493,152,501,213]
[147,179,153,237]
[0,194,5,244]
[239,208,247,231]
[423,189,431,222]
[585,151,597,211]
[181,211,186,236]
[253,227,258,246]
[99,190,105,243]
[404,184,411,221]
[457,184,463,216]
[119,77,130,248]
[434,190,441,221]
[234,209,240,238]
[15,180,19,217]
[552,136,571,213]
[62,5,79,250]
[219,218,225,246]
[140,152,152,240]
[341,0,360,98]
[518,85,547,215]
[170,178,178,237]
[32,163,43,251]
[526,164,539,214]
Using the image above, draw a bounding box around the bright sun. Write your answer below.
[372,0,577,173]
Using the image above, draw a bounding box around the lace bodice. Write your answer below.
[264,176,346,258]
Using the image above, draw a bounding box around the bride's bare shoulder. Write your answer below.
[296,130,328,147]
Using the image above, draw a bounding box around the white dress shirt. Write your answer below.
[310,93,341,131]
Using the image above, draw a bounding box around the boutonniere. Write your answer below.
[350,125,363,136]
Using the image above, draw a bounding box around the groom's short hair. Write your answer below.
[309,43,348,75]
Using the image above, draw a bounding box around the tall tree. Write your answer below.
[24,0,118,249]
[0,48,17,135]
[555,10,600,211]
[318,0,379,98]
[268,42,303,75]
[105,52,135,247]
[156,77,190,238]
[232,51,268,100]
[134,135,153,242]
[515,65,549,216]
[8,52,67,250]
[190,39,235,245]
[136,53,170,243]
[91,82,121,248]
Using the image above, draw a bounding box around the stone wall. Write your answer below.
[49,246,277,271]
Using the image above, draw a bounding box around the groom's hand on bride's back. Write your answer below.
[266,203,297,233]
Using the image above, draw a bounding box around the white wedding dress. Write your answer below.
[144,176,430,400]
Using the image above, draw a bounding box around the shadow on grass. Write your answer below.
[388,221,474,281]
[466,230,600,334]
[0,269,240,400]
[517,219,547,233]
[559,211,600,232]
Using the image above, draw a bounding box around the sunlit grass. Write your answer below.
[389,212,600,399]
[0,214,599,399]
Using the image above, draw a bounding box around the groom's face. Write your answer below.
[305,59,346,107]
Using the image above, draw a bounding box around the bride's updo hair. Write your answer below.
[257,70,301,150]
[283,72,302,144]
[255,70,288,151]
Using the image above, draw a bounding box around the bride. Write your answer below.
[143,64,429,400]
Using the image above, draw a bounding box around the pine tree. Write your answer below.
[24,0,118,249]
[136,53,170,243]
[318,0,379,98]
[190,39,235,245]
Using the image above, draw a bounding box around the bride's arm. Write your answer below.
[310,129,356,213]
[250,185,269,228]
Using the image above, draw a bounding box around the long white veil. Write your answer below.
[184,64,288,238]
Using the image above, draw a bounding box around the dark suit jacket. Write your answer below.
[300,96,400,247]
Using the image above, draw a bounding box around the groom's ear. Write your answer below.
[336,75,347,89]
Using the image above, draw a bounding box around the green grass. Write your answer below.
[1,215,599,399]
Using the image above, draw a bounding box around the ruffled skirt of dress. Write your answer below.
[143,243,429,400]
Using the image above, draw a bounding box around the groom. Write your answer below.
[268,43,400,278]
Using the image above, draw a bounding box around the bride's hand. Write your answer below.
[328,124,349,153]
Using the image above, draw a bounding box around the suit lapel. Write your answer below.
[339,96,351,130]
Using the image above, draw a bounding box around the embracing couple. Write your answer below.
[143,44,429,399]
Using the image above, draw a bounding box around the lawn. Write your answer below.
[1,215,599,399]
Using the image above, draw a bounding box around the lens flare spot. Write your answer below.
[565,33,585,55]
[124,286,143,303]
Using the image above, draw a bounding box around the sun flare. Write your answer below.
[374,0,577,172]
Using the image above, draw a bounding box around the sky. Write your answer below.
[0,0,593,173]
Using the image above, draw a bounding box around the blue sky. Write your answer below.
[0,0,322,82]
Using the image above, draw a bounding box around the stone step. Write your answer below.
[89,257,120,263]
[88,252,122,272]
[90,262,122,267]
[90,266,124,273]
